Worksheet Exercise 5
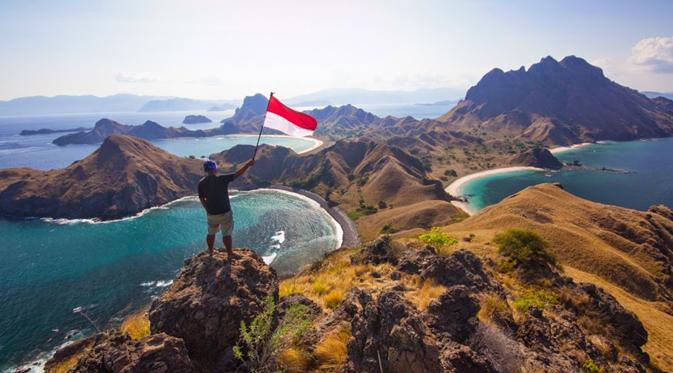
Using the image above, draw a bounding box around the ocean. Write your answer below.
[459,138,673,212]
[0,190,341,371]
[0,110,345,371]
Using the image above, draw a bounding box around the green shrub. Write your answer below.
[582,359,601,373]
[512,289,558,313]
[418,227,458,247]
[494,229,557,269]
[347,205,378,220]
[380,224,398,234]
[233,295,313,372]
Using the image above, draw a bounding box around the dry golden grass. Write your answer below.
[120,309,150,340]
[564,266,673,372]
[314,325,351,370]
[324,289,345,310]
[279,248,394,308]
[402,275,446,310]
[279,346,312,373]
[443,184,670,302]
[478,293,510,324]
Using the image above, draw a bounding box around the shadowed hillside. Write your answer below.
[212,140,466,237]
[0,135,202,220]
[439,56,673,145]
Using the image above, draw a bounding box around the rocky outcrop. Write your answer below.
[511,147,563,169]
[0,135,203,220]
[182,115,212,124]
[346,290,445,373]
[148,249,278,371]
[70,332,195,373]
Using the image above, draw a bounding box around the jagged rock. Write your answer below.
[577,283,648,348]
[440,341,496,373]
[424,285,480,343]
[278,293,322,319]
[346,290,443,373]
[148,249,278,371]
[399,249,498,293]
[351,235,401,265]
[71,331,195,373]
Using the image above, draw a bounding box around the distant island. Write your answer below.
[19,127,91,136]
[182,114,212,124]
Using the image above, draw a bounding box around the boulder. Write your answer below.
[424,285,480,343]
[346,290,444,373]
[148,249,278,371]
[71,332,195,373]
[351,235,401,265]
[399,249,498,293]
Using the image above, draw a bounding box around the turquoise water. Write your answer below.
[0,111,317,170]
[0,190,340,371]
[460,138,673,212]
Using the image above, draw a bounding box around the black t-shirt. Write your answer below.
[198,174,236,215]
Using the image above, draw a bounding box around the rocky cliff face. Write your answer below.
[149,249,278,371]
[0,135,203,220]
[510,147,563,169]
[440,56,673,145]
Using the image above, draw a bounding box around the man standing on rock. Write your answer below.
[198,159,254,256]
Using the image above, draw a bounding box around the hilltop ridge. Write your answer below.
[439,56,673,145]
[0,135,202,220]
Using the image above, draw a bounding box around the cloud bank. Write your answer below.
[631,36,673,73]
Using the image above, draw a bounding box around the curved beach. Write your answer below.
[445,166,543,215]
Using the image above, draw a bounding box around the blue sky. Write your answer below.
[1,0,672,100]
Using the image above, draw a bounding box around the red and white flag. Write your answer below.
[264,95,318,137]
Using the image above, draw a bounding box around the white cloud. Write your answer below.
[631,36,673,73]
[115,73,159,83]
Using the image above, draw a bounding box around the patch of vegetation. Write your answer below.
[377,200,387,209]
[494,229,557,269]
[233,295,313,373]
[314,325,351,369]
[120,310,150,340]
[582,359,601,373]
[444,169,457,177]
[324,289,344,309]
[478,294,510,323]
[403,276,446,310]
[356,176,369,186]
[380,223,399,235]
[347,204,378,220]
[512,289,558,313]
[418,227,458,250]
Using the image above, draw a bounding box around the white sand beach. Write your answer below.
[224,134,323,154]
[445,166,543,215]
[549,142,593,154]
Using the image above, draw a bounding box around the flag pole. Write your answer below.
[252,91,273,161]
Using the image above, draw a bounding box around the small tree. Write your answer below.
[494,229,557,269]
[233,295,312,372]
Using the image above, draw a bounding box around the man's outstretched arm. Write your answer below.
[234,159,255,179]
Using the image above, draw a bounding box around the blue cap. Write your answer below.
[203,160,217,172]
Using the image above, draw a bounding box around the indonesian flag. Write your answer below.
[264,95,318,137]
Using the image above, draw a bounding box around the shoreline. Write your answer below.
[445,166,544,216]
[216,134,324,154]
[268,185,360,249]
[548,142,594,154]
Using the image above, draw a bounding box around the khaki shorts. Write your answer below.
[207,212,234,236]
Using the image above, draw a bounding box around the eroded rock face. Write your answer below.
[399,248,499,293]
[148,249,278,371]
[346,290,443,373]
[71,332,195,373]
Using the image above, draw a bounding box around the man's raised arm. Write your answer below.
[234,159,255,179]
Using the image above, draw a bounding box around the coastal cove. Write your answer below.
[448,137,673,214]
[0,189,343,372]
